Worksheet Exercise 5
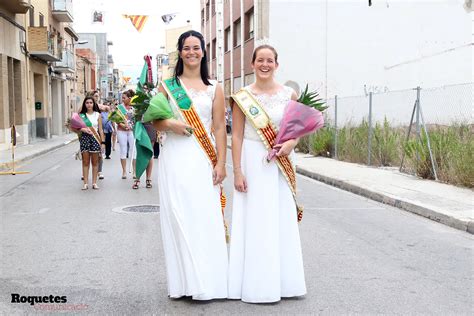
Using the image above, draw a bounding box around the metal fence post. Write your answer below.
[418,88,439,181]
[415,87,421,138]
[334,95,338,160]
[368,92,373,165]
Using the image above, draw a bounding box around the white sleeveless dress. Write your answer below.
[157,80,228,300]
[228,86,307,303]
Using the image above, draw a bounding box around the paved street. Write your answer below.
[0,142,472,315]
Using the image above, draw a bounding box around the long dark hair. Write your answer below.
[79,96,100,114]
[122,89,135,99]
[173,30,212,86]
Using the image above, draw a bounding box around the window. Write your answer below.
[212,0,216,16]
[39,13,44,27]
[29,6,35,26]
[233,18,241,47]
[206,2,210,21]
[224,27,231,52]
[201,9,205,27]
[206,43,210,62]
[245,8,254,41]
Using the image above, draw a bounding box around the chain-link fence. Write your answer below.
[298,83,473,187]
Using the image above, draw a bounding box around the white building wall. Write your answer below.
[268,0,472,98]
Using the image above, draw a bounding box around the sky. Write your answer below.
[73,0,201,82]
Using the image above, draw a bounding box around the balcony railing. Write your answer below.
[28,27,60,62]
[52,0,73,22]
[54,49,74,72]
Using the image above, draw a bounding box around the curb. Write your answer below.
[296,166,474,235]
[0,138,78,172]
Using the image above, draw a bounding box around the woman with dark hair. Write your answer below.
[117,89,136,180]
[228,45,306,303]
[89,90,109,179]
[153,30,228,300]
[74,96,105,190]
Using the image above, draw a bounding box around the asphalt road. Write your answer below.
[1,143,472,315]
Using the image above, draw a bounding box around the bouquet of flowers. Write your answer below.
[108,105,127,124]
[130,82,156,122]
[143,92,195,135]
[68,112,87,130]
[142,92,173,122]
[267,85,326,161]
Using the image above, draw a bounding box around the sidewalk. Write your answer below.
[227,136,473,234]
[0,134,78,171]
[295,153,474,234]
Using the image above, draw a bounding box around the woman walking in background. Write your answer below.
[117,90,135,179]
[72,96,105,190]
[101,101,114,159]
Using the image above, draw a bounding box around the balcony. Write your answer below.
[54,49,74,73]
[2,0,30,14]
[64,25,79,41]
[52,0,73,22]
[28,27,60,62]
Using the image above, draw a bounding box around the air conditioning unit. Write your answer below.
[464,0,473,12]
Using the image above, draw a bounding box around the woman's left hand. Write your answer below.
[213,163,226,185]
[275,139,297,157]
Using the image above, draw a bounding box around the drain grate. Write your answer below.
[112,204,160,214]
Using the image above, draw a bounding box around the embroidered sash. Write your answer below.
[163,78,230,241]
[231,89,303,222]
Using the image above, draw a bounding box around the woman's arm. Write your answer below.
[211,84,227,185]
[231,101,247,193]
[151,84,193,135]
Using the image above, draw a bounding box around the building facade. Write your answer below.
[204,0,473,100]
[201,0,256,107]
[0,1,29,150]
[0,0,79,150]
[77,33,113,101]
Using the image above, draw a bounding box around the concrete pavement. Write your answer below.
[295,154,474,234]
[0,133,78,172]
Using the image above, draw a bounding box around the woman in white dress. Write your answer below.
[229,45,306,303]
[153,30,228,300]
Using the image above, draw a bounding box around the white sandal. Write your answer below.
[82,184,88,190]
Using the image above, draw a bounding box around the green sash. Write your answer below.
[163,78,229,242]
[162,78,218,167]
[79,113,101,146]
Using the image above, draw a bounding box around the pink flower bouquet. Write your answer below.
[267,85,327,161]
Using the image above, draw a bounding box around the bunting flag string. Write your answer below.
[123,15,149,32]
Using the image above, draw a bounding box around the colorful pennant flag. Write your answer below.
[123,15,148,32]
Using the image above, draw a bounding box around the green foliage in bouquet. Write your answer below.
[298,84,328,112]
[108,108,126,124]
[131,82,153,121]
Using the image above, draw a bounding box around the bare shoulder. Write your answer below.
[282,85,298,101]
[158,83,168,98]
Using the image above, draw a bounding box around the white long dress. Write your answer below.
[158,81,228,300]
[228,86,306,303]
